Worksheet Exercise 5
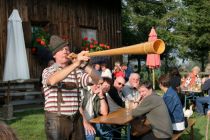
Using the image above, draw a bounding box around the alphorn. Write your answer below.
[67,39,165,59]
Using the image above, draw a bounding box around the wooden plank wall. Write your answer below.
[0,0,122,79]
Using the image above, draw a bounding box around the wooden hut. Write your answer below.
[0,0,122,119]
[0,0,122,80]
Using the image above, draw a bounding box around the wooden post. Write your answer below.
[6,81,11,104]
[2,81,14,120]
[2,104,13,120]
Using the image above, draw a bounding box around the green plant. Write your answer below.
[31,28,51,55]
[81,37,110,52]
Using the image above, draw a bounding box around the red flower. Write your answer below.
[40,40,46,46]
[90,44,94,49]
[99,43,104,47]
[36,38,41,43]
[94,41,98,45]
[82,37,110,52]
[83,37,88,41]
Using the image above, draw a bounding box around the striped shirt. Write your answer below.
[42,63,90,116]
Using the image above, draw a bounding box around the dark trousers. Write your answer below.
[196,96,209,115]
[45,111,85,140]
[112,125,122,140]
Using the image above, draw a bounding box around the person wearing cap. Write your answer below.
[42,35,100,140]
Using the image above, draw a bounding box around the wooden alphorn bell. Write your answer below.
[67,39,165,59]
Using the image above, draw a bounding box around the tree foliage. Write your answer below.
[122,0,210,70]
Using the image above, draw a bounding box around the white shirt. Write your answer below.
[101,68,112,79]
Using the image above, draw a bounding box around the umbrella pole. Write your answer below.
[152,69,155,89]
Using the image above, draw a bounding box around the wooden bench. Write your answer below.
[0,79,43,120]
[172,119,196,140]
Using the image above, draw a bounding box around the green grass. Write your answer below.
[182,113,210,140]
[3,110,210,140]
[6,110,46,140]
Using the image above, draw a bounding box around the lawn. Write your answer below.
[3,109,210,140]
[6,110,46,140]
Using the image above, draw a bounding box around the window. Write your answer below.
[81,28,97,41]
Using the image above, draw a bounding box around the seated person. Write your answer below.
[121,63,133,81]
[106,76,125,140]
[131,81,173,140]
[101,63,112,79]
[106,76,125,113]
[169,67,181,93]
[112,65,125,79]
[182,66,201,91]
[122,73,140,101]
[81,77,112,140]
[196,73,210,115]
[93,63,101,76]
[158,74,185,133]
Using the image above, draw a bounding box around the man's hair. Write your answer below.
[121,63,127,66]
[158,74,171,87]
[192,66,200,72]
[169,67,181,77]
[102,77,113,85]
[129,73,140,80]
[139,81,153,90]
[101,63,107,67]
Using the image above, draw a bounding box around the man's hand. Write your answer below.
[132,82,139,89]
[207,110,210,117]
[83,120,96,135]
[201,77,207,84]
[77,51,90,62]
[96,84,104,96]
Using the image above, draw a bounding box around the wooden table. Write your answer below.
[90,108,133,140]
[181,90,202,108]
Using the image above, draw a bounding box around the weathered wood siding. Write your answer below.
[0,0,122,79]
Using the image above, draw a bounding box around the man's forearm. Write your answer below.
[84,65,101,84]
[99,97,108,116]
[48,62,80,85]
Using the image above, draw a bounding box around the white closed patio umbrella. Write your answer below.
[2,9,30,120]
[3,9,30,82]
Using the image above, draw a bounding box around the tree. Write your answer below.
[122,0,210,71]
[122,0,179,71]
[176,0,210,70]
